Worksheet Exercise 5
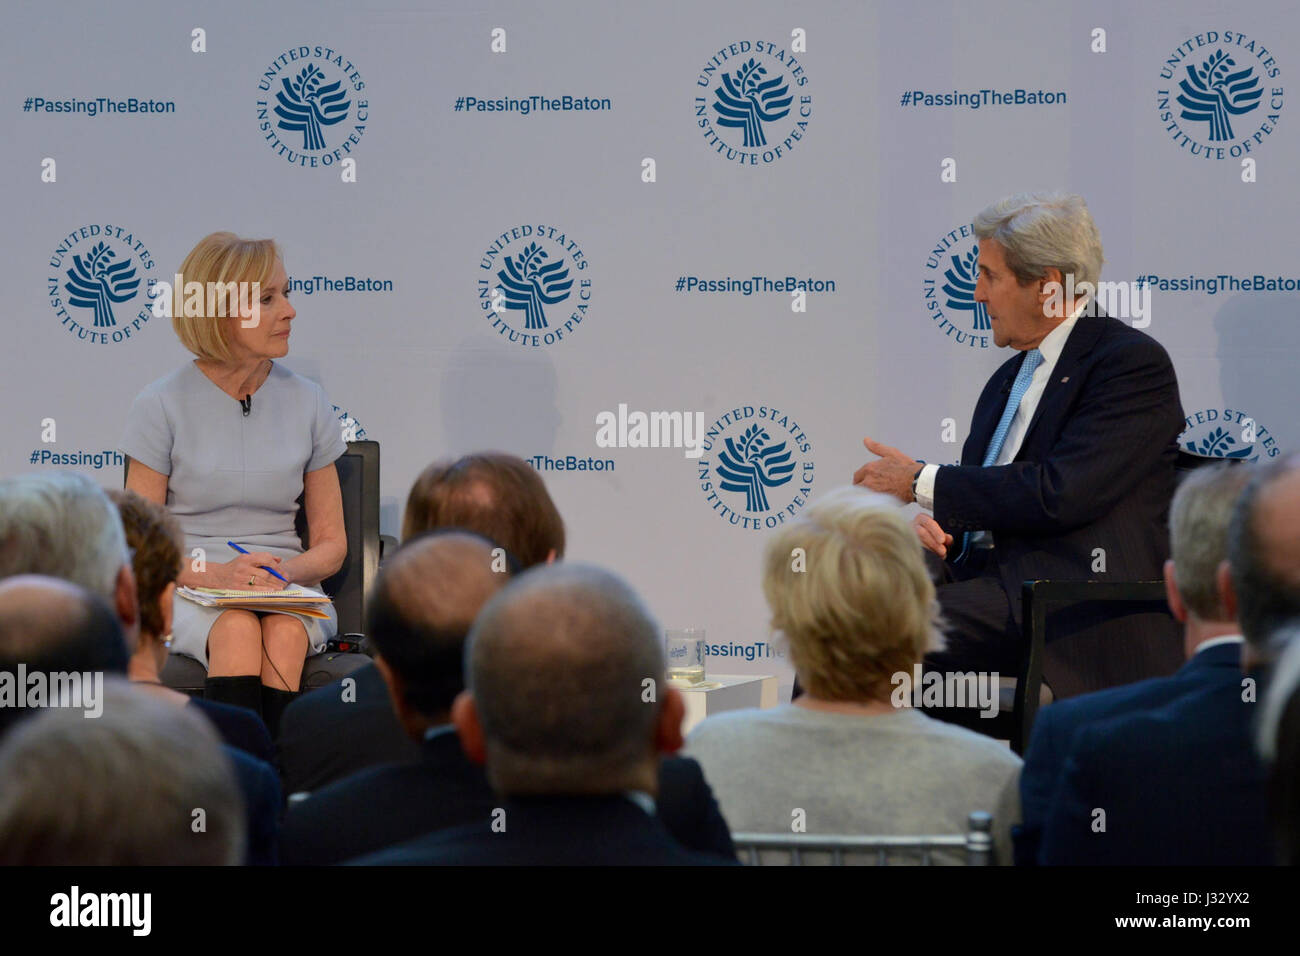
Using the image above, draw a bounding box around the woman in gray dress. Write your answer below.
[121,232,347,736]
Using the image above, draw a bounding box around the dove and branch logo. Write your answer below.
[716,424,796,513]
[496,242,574,330]
[713,58,793,149]
[941,245,990,332]
[275,64,352,150]
[1186,426,1256,460]
[64,242,140,329]
[1177,49,1262,142]
[1179,408,1281,464]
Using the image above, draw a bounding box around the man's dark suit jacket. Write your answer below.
[1015,640,1242,864]
[281,729,736,864]
[1038,664,1274,865]
[226,745,281,866]
[934,312,1185,694]
[347,794,739,866]
[192,698,275,765]
[276,662,420,796]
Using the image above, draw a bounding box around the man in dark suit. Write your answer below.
[855,193,1184,703]
[1016,463,1250,863]
[1038,455,1300,864]
[283,533,734,863]
[351,563,737,866]
[277,451,561,794]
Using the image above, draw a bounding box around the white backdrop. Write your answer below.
[4,0,1297,695]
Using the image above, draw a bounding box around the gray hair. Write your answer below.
[0,471,129,612]
[973,192,1104,288]
[0,679,244,865]
[1228,455,1300,657]
[466,562,664,794]
[1169,463,1252,620]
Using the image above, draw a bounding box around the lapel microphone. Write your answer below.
[240,395,252,417]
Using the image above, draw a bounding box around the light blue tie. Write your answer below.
[956,348,1043,562]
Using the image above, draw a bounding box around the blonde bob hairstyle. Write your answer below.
[762,485,946,703]
[172,232,280,361]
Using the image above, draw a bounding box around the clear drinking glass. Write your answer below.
[665,627,706,684]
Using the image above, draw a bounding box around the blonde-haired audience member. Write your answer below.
[685,485,1022,863]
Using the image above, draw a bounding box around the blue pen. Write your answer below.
[227,541,290,583]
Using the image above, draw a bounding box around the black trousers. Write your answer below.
[924,548,1021,677]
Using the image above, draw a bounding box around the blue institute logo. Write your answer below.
[1179,408,1281,463]
[695,41,811,164]
[922,224,991,350]
[257,45,368,167]
[478,225,591,347]
[48,225,157,345]
[1157,31,1282,159]
[697,405,814,529]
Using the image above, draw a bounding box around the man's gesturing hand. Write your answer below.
[853,437,922,503]
[912,513,953,558]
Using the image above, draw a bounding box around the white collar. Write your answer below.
[1194,634,1244,654]
[1033,296,1088,366]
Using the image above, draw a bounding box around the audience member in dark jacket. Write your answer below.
[1017,464,1250,863]
[351,563,736,866]
[283,534,734,863]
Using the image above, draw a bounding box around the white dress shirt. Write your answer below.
[915,299,1089,526]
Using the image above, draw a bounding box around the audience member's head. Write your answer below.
[0,471,138,648]
[368,530,513,738]
[0,575,127,736]
[453,562,682,796]
[402,452,565,568]
[107,489,183,678]
[0,678,244,865]
[1164,463,1252,651]
[762,486,944,703]
[1256,625,1300,865]
[1225,454,1300,664]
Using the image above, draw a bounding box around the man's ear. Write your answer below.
[114,564,140,638]
[1036,266,1064,300]
[452,691,487,765]
[1163,559,1187,623]
[373,652,411,723]
[1217,560,1239,623]
[654,685,686,755]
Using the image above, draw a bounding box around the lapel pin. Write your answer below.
[1061,376,1070,383]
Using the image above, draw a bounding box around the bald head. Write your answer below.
[464,562,667,795]
[367,530,512,719]
[1229,455,1300,657]
[0,575,127,736]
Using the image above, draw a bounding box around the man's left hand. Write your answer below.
[853,437,921,503]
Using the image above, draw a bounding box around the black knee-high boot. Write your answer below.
[204,675,263,716]
[260,685,298,742]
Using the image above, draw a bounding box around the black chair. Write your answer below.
[159,441,380,694]
[1005,450,1246,753]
